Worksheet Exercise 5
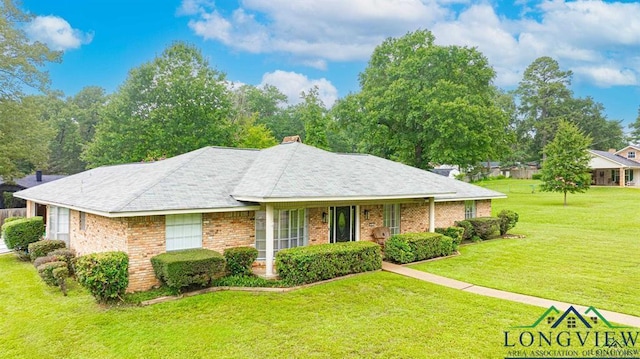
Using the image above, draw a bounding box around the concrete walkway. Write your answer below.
[382,261,640,328]
[0,236,9,254]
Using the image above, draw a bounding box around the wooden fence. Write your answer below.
[0,208,27,226]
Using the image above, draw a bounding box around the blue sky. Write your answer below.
[21,0,640,126]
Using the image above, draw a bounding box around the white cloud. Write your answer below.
[260,70,338,107]
[25,16,93,51]
[181,0,640,88]
[176,0,214,16]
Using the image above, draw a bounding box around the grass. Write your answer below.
[0,253,548,358]
[411,179,640,317]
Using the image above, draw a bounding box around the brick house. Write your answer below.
[15,141,505,292]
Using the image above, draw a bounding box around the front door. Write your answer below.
[330,206,356,243]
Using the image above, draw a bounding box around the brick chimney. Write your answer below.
[282,135,302,144]
[36,170,42,182]
[608,148,616,154]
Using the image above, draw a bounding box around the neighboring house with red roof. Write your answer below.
[15,140,505,292]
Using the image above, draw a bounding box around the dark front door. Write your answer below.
[330,206,355,243]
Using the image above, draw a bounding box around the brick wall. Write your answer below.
[125,216,165,292]
[400,202,430,233]
[434,201,465,228]
[203,211,254,252]
[308,207,328,245]
[477,200,491,217]
[359,204,383,241]
[69,210,128,256]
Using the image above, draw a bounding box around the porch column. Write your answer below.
[429,197,435,233]
[265,204,275,277]
[620,167,625,187]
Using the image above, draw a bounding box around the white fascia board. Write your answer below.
[434,195,507,202]
[14,196,259,218]
[232,192,456,203]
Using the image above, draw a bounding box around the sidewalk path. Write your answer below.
[382,261,640,328]
[0,235,10,254]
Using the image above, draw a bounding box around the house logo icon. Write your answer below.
[504,306,639,359]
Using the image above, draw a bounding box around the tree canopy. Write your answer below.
[349,29,510,169]
[83,42,235,167]
[539,120,592,206]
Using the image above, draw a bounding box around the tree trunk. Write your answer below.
[563,191,567,206]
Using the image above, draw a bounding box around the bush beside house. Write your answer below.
[151,249,226,291]
[75,251,129,302]
[223,247,258,276]
[384,232,455,264]
[275,241,382,286]
[2,216,44,255]
[28,240,66,261]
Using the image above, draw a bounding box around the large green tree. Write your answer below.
[628,106,640,144]
[297,86,329,150]
[539,120,592,206]
[515,57,573,161]
[83,42,235,166]
[568,96,624,151]
[355,29,509,169]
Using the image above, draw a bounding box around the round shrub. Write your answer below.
[454,220,474,241]
[384,236,414,264]
[37,261,68,286]
[223,247,258,276]
[151,249,225,291]
[53,266,70,296]
[33,255,60,269]
[2,216,44,251]
[28,239,66,261]
[75,252,129,302]
[498,210,519,235]
[48,248,76,275]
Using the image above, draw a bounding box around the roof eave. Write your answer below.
[232,192,456,203]
[434,195,507,202]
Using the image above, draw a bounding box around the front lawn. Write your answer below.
[0,254,543,358]
[412,179,640,316]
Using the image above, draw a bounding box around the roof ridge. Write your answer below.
[266,142,302,197]
[112,148,211,212]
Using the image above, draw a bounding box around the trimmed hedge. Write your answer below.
[275,241,381,286]
[435,226,464,250]
[37,261,68,286]
[455,220,474,241]
[466,217,500,240]
[48,248,76,275]
[223,247,258,276]
[151,249,226,291]
[3,216,24,225]
[384,232,455,264]
[33,255,60,269]
[2,216,44,251]
[498,210,519,235]
[75,251,129,302]
[28,240,66,261]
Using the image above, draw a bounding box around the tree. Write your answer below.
[628,106,640,145]
[69,86,107,143]
[0,0,61,99]
[539,120,592,206]
[235,115,278,149]
[356,29,509,169]
[568,96,625,151]
[515,57,573,161]
[297,86,329,150]
[83,42,234,167]
[0,97,53,180]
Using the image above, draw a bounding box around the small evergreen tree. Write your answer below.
[539,120,592,206]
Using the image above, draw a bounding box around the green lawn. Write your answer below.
[0,254,545,358]
[412,179,640,317]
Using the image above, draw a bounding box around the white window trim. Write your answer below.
[464,200,477,219]
[48,206,70,245]
[166,213,203,251]
[383,204,401,236]
[255,209,308,260]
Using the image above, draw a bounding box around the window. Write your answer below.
[48,206,70,244]
[628,151,636,159]
[625,169,634,185]
[255,209,308,260]
[383,204,400,235]
[79,212,86,231]
[166,213,202,251]
[464,201,476,219]
[566,317,576,328]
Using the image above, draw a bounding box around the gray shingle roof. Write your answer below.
[15,142,505,215]
[589,150,640,168]
[0,174,66,188]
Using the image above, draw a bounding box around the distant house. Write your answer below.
[589,146,640,187]
[0,171,66,209]
[15,141,505,292]
[430,165,460,179]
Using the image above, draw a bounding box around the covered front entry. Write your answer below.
[330,206,356,243]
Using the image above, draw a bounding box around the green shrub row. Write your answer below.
[275,241,381,286]
[223,246,258,276]
[212,274,284,288]
[75,251,129,302]
[2,216,44,253]
[435,226,464,249]
[455,210,519,241]
[384,232,454,264]
[151,249,225,291]
[28,239,66,261]
[37,261,68,286]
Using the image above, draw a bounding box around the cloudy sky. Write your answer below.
[21,0,640,125]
